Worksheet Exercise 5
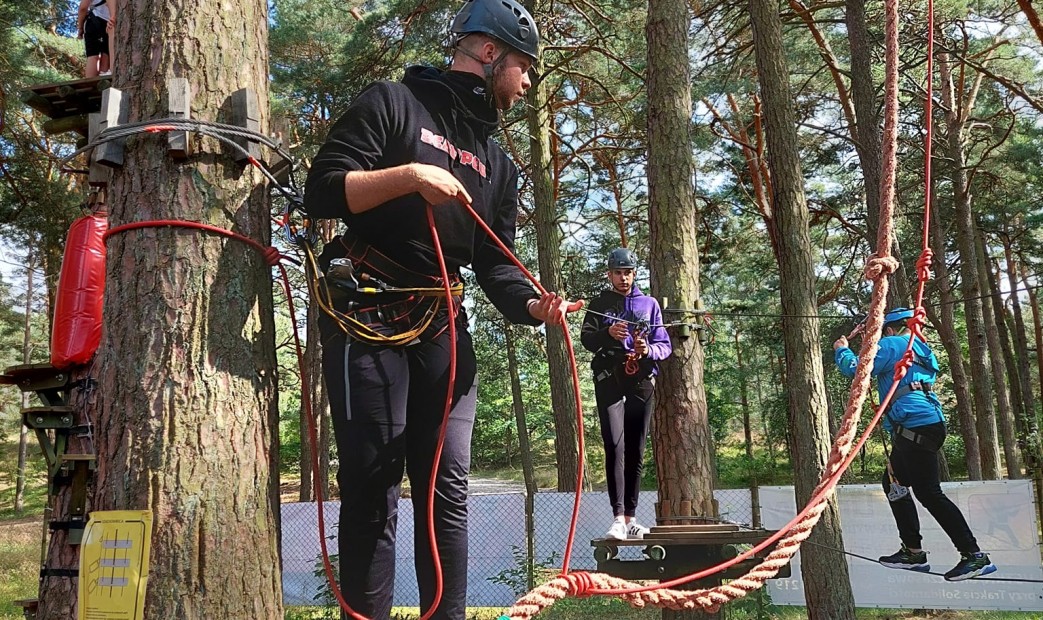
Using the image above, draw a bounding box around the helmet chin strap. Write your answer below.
[453,37,511,108]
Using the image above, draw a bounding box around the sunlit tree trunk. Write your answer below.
[524,43,579,491]
[647,0,718,614]
[748,0,856,615]
[975,230,1020,478]
[924,180,981,479]
[92,0,283,616]
[938,49,1000,478]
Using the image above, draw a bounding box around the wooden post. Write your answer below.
[167,78,191,160]
[88,113,109,188]
[94,88,127,168]
[231,87,263,165]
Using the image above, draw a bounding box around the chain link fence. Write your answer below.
[280,487,755,609]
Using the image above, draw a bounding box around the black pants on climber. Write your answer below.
[882,422,979,554]
[595,376,655,518]
[320,310,477,620]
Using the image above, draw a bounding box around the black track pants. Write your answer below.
[883,422,979,554]
[594,375,655,518]
[320,313,478,620]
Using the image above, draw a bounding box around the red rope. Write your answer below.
[459,202,587,573]
[419,204,458,619]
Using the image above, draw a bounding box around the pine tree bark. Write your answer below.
[92,0,283,617]
[938,50,1000,479]
[299,298,330,501]
[924,182,980,479]
[15,247,34,515]
[1004,242,1040,443]
[843,0,909,304]
[647,0,719,615]
[735,331,760,527]
[505,325,538,591]
[748,0,855,615]
[525,58,579,492]
[974,229,1020,478]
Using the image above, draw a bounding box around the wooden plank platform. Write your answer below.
[591,525,791,581]
[0,363,70,391]
[21,76,112,128]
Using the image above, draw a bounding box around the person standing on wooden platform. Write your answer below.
[581,248,672,541]
[76,0,114,77]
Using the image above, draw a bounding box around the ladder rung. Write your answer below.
[60,453,96,462]
[23,407,75,429]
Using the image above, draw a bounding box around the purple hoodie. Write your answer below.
[580,285,672,377]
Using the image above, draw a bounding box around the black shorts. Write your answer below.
[83,14,109,57]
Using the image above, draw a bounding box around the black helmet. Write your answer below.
[450,0,540,62]
[607,247,638,270]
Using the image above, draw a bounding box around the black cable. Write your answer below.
[801,539,1043,584]
[60,118,304,207]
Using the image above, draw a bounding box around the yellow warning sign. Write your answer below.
[78,510,152,620]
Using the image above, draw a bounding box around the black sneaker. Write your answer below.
[878,545,930,572]
[944,552,996,582]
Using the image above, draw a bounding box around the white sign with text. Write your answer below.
[762,481,1043,610]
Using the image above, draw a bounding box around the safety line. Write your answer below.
[802,540,1043,584]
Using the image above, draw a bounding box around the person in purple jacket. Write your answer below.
[581,248,672,540]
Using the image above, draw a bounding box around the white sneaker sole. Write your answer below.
[945,564,997,582]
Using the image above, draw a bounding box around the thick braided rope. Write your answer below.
[500,0,905,614]
[499,259,896,620]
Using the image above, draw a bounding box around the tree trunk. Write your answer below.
[748,0,856,615]
[975,230,1020,478]
[938,50,1000,479]
[735,331,761,527]
[92,0,283,617]
[647,0,718,615]
[506,325,538,591]
[925,180,980,479]
[1004,242,1040,443]
[15,247,34,515]
[987,257,1027,437]
[300,298,330,501]
[1025,261,1043,426]
[525,47,579,492]
[843,0,909,305]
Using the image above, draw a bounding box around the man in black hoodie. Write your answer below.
[303,0,574,617]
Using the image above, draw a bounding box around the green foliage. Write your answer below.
[485,544,560,597]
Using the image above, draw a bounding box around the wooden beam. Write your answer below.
[230,87,263,165]
[93,88,127,169]
[167,77,191,160]
[42,114,90,136]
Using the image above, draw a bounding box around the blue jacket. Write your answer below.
[834,334,944,433]
[581,285,672,377]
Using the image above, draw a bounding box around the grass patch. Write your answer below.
[0,433,49,520]
[0,518,42,620]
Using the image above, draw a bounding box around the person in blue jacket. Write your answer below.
[834,307,996,581]
[581,248,672,540]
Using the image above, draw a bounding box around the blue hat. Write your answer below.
[884,307,914,324]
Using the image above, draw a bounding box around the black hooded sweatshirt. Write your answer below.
[304,66,540,326]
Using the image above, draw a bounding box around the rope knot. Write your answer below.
[863,254,900,281]
[906,305,928,341]
[561,572,595,598]
[894,350,913,382]
[262,246,282,266]
[915,248,934,281]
